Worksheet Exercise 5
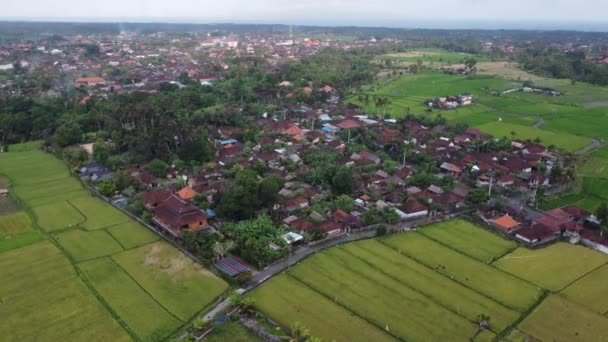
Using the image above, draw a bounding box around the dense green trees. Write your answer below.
[217,171,284,220]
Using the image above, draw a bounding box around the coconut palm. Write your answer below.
[212,240,235,260]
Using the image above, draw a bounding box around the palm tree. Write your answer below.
[281,322,311,342]
[212,240,235,260]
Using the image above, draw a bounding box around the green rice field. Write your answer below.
[0,150,228,341]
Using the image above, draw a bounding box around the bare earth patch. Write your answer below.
[142,242,213,279]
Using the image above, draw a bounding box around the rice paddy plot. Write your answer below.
[70,196,131,230]
[340,240,521,332]
[0,241,131,342]
[0,211,32,236]
[518,295,608,342]
[561,264,608,315]
[289,248,479,341]
[56,229,124,262]
[250,275,395,342]
[494,243,608,291]
[111,241,228,321]
[474,122,592,152]
[106,221,160,249]
[417,219,517,262]
[381,232,542,311]
[32,201,85,232]
[80,257,182,341]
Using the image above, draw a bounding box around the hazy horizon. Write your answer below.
[2,0,608,32]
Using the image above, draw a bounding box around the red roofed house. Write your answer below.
[401,201,429,220]
[75,77,107,88]
[493,214,520,233]
[143,188,171,210]
[152,195,209,237]
[176,186,199,201]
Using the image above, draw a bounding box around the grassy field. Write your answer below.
[0,211,32,236]
[417,219,517,262]
[204,321,261,342]
[340,240,521,332]
[494,243,608,291]
[8,140,42,152]
[106,221,160,249]
[80,258,182,341]
[56,229,124,262]
[0,242,131,342]
[0,149,228,341]
[289,247,479,341]
[517,295,608,341]
[33,201,86,231]
[71,196,131,230]
[112,241,229,321]
[381,232,542,311]
[475,122,592,152]
[250,275,395,342]
[561,264,608,315]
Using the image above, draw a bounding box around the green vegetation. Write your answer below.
[8,140,42,152]
[0,149,228,341]
[494,243,608,291]
[517,295,608,341]
[112,241,228,321]
[341,240,520,332]
[418,219,517,262]
[0,211,32,236]
[204,321,261,342]
[71,196,131,230]
[56,229,124,262]
[80,258,182,341]
[382,232,542,311]
[33,201,85,231]
[0,242,131,342]
[106,221,160,249]
[475,122,591,152]
[250,275,395,342]
[561,264,608,314]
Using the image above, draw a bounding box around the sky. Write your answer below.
[2,0,608,30]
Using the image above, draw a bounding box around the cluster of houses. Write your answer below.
[424,93,474,110]
[0,31,391,98]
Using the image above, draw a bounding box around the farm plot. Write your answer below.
[70,196,131,230]
[381,232,542,311]
[80,257,182,341]
[0,242,130,342]
[106,221,159,249]
[517,295,608,342]
[250,275,394,342]
[493,243,608,291]
[111,241,228,321]
[56,229,124,262]
[561,264,608,314]
[474,122,592,152]
[340,240,521,332]
[0,211,32,236]
[417,219,516,262]
[32,201,85,232]
[288,247,479,341]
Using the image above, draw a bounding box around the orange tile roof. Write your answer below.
[494,215,520,231]
[176,186,199,201]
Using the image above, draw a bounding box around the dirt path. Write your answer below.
[532,118,545,129]
[575,139,602,155]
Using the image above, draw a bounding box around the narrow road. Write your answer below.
[575,139,602,155]
[532,118,545,129]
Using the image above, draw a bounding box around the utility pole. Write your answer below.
[402,148,407,167]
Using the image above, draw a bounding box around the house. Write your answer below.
[515,225,556,244]
[401,201,429,220]
[79,163,113,182]
[176,186,199,201]
[75,77,107,88]
[493,214,520,233]
[282,232,304,245]
[152,195,209,237]
[143,188,171,210]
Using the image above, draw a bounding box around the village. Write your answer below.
[67,84,608,282]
